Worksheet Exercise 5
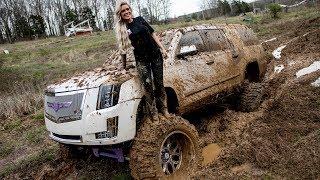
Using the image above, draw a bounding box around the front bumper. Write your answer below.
[45,99,141,146]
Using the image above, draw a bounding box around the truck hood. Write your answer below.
[47,71,111,93]
[46,66,139,93]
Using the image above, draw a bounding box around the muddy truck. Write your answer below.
[44,24,267,179]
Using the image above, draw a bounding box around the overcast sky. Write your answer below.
[171,0,200,17]
[170,0,255,17]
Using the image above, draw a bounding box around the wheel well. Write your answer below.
[165,87,179,114]
[245,61,260,82]
[135,88,179,130]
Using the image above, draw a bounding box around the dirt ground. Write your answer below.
[194,19,320,179]
[2,15,320,180]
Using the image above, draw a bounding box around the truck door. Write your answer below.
[168,30,215,100]
[198,29,240,85]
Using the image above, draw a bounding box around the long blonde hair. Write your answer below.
[114,0,132,55]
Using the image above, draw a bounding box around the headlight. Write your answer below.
[97,84,121,110]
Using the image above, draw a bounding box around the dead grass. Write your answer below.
[0,145,58,179]
[0,83,43,119]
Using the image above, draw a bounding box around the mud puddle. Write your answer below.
[202,143,222,166]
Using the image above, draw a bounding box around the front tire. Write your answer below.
[129,115,200,179]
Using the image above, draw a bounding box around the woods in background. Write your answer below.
[0,0,172,44]
[199,0,252,19]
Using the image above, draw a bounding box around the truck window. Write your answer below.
[235,27,259,46]
[200,29,230,52]
[178,31,206,53]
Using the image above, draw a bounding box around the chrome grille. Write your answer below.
[45,93,84,124]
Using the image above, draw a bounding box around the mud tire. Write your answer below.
[239,82,264,112]
[129,115,200,179]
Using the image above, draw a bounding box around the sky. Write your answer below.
[170,0,255,17]
[171,0,201,17]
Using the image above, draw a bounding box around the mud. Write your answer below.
[193,16,320,179]
[283,28,320,56]
[202,143,222,166]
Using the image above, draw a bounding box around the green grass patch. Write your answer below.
[4,119,22,132]
[32,112,44,121]
[0,143,14,159]
[112,173,131,180]
[25,126,47,144]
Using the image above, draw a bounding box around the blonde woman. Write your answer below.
[114,0,169,120]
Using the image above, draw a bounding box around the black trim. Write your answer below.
[52,133,81,141]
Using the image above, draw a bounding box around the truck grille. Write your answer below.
[45,92,84,124]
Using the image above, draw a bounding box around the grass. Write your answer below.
[0,145,58,178]
[25,126,47,144]
[0,83,43,119]
[0,143,14,159]
[112,173,132,180]
[32,112,44,121]
[3,119,22,131]
[0,30,116,94]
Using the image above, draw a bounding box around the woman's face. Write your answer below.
[120,4,132,21]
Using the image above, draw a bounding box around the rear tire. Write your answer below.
[239,82,264,112]
[129,115,200,179]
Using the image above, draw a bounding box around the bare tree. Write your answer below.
[103,0,116,30]
[0,0,13,43]
[54,0,67,35]
[132,0,142,16]
[0,0,175,42]
[91,0,102,29]
[199,0,218,18]
[162,0,171,21]
[145,0,171,23]
[32,0,44,16]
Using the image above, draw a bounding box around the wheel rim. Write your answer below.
[159,131,193,175]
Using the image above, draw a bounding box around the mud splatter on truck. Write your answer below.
[44,24,266,179]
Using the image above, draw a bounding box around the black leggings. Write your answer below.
[135,51,167,116]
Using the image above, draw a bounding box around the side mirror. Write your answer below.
[177,45,198,58]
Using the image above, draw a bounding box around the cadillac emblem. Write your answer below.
[47,102,72,112]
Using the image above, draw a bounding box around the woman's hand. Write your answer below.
[152,33,168,58]
[161,48,168,58]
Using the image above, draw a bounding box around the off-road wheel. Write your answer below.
[239,82,264,112]
[130,115,200,179]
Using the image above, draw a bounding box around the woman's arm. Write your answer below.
[152,33,168,58]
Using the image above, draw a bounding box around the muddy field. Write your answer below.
[1,13,320,180]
